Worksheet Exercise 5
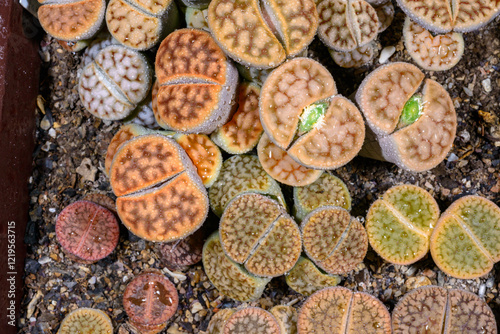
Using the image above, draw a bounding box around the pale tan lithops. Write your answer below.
[404,17,464,71]
[58,308,113,334]
[223,308,281,334]
[329,42,377,68]
[207,309,235,334]
[298,287,391,334]
[393,286,497,333]
[270,306,298,334]
[208,0,318,68]
[220,193,302,277]
[356,62,457,172]
[374,1,394,32]
[430,195,500,279]
[185,7,209,31]
[286,256,341,296]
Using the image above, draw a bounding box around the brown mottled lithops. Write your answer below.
[356,62,456,172]
[366,184,439,265]
[203,232,271,301]
[58,308,113,334]
[260,58,365,170]
[123,270,179,334]
[298,287,391,333]
[430,195,500,279]
[158,227,205,271]
[56,201,120,263]
[286,256,341,296]
[302,206,368,275]
[271,305,298,334]
[208,0,318,68]
[392,285,497,333]
[224,307,281,334]
[207,309,235,334]
[155,29,238,134]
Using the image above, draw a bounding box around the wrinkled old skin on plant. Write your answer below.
[270,305,298,334]
[223,307,281,334]
[58,308,113,334]
[207,309,235,334]
[286,256,341,296]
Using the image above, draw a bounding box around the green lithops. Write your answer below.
[220,193,302,277]
[293,173,351,221]
[392,286,497,333]
[202,232,270,302]
[366,184,440,265]
[302,206,368,275]
[286,256,341,296]
[430,195,500,279]
[270,305,298,334]
[209,155,286,216]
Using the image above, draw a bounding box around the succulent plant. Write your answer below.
[223,307,281,334]
[403,17,465,71]
[356,62,457,172]
[57,308,113,334]
[109,134,209,242]
[302,206,368,275]
[430,195,500,279]
[207,309,235,334]
[79,45,152,121]
[286,256,341,296]
[270,305,298,334]
[208,155,286,216]
[154,29,238,134]
[260,58,365,170]
[123,270,179,334]
[185,7,210,31]
[203,232,271,302]
[106,0,179,50]
[82,193,117,215]
[37,0,105,42]
[297,287,391,333]
[81,34,118,68]
[374,1,394,33]
[329,42,377,69]
[392,285,497,333]
[293,173,351,221]
[56,200,120,263]
[208,0,318,69]
[219,193,302,277]
[211,82,263,154]
[366,184,440,265]
[158,226,205,271]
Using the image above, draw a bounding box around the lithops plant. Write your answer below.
[82,193,117,215]
[286,256,341,296]
[155,29,238,134]
[79,45,152,121]
[106,0,179,50]
[109,134,209,242]
[298,287,391,333]
[258,133,323,187]
[374,1,394,33]
[211,82,264,154]
[302,206,368,275]
[185,7,209,31]
[260,58,365,170]
[123,270,179,334]
[356,62,457,172]
[208,0,318,69]
[58,308,113,334]
[403,17,465,71]
[430,195,500,279]
[158,226,205,271]
[392,285,497,333]
[366,184,440,265]
[270,305,298,334]
[209,155,285,216]
[37,0,105,42]
[203,232,271,301]
[207,309,235,334]
[223,307,281,334]
[56,200,120,263]
[220,193,302,277]
[329,42,378,69]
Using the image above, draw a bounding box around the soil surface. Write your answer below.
[19,4,500,333]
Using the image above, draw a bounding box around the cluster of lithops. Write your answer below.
[430,195,500,279]
[366,184,440,265]
[79,45,152,121]
[57,308,113,334]
[286,256,341,296]
[356,62,457,172]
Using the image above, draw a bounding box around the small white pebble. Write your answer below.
[38,256,52,265]
[447,153,459,162]
[486,277,495,288]
[29,317,36,323]
[463,87,473,97]
[48,208,56,213]
[88,276,97,284]
[478,284,486,298]
[481,78,492,93]
[459,130,470,142]
[40,116,51,130]
[190,301,203,314]
[379,46,396,64]
[48,128,56,138]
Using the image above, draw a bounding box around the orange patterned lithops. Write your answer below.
[208,0,318,69]
[392,286,497,333]
[260,58,365,170]
[110,134,208,242]
[155,29,238,134]
[297,287,391,334]
[430,195,500,279]
[356,62,456,172]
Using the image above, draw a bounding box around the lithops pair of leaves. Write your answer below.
[393,285,497,333]
[260,58,365,170]
[356,62,457,172]
[57,308,113,334]
[366,184,440,265]
[298,287,391,333]
[154,29,238,134]
[158,227,206,271]
[109,134,209,242]
[79,45,152,121]
[286,256,341,296]
[123,270,179,333]
[106,0,179,50]
[208,0,318,69]
[430,195,500,279]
